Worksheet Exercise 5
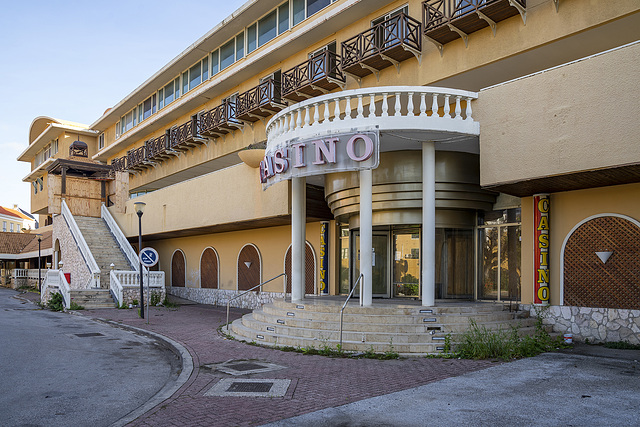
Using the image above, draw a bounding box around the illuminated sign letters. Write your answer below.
[534,194,550,304]
[260,131,379,188]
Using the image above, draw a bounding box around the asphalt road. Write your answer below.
[0,287,179,427]
[265,345,640,427]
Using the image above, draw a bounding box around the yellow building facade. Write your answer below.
[20,0,640,344]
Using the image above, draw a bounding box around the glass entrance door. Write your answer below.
[353,232,390,297]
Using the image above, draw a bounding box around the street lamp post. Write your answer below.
[36,234,42,291]
[134,202,146,319]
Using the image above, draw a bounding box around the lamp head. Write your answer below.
[134,201,146,216]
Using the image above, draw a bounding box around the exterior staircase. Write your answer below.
[69,289,117,309]
[73,216,134,308]
[229,298,538,355]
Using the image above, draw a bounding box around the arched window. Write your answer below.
[200,247,219,289]
[171,250,186,287]
[284,241,316,295]
[237,244,261,291]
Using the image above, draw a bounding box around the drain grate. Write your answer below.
[205,378,291,397]
[75,333,105,337]
[227,362,266,372]
[227,382,273,393]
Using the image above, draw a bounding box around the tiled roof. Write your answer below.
[0,230,52,255]
[0,206,22,220]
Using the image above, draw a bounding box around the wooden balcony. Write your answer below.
[200,100,244,137]
[126,146,149,171]
[111,156,127,173]
[169,117,208,151]
[423,0,526,48]
[282,51,346,102]
[341,13,422,79]
[146,134,176,161]
[236,79,287,122]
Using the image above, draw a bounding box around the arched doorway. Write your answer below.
[237,244,260,291]
[171,250,186,287]
[200,247,219,289]
[563,215,640,309]
[54,239,61,268]
[285,242,316,295]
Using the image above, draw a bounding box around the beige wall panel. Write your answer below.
[520,183,640,305]
[147,222,322,293]
[113,164,289,237]
[478,41,640,187]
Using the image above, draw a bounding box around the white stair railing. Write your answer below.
[110,270,165,307]
[61,200,101,288]
[101,204,138,270]
[57,270,71,309]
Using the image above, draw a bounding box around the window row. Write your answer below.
[112,0,336,140]
[34,139,58,168]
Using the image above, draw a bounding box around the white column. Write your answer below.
[291,177,306,302]
[360,169,373,307]
[422,142,436,306]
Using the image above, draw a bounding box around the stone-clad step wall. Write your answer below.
[524,304,640,345]
[230,299,532,355]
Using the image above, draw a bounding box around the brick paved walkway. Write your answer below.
[82,303,496,427]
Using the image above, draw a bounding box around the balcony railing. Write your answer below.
[423,0,526,47]
[341,13,422,78]
[200,100,243,137]
[169,117,207,150]
[111,156,127,173]
[146,134,172,160]
[282,51,346,102]
[127,146,148,171]
[266,86,479,151]
[236,79,287,122]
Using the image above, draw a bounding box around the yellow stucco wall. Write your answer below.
[146,221,324,293]
[520,183,640,305]
[477,41,640,187]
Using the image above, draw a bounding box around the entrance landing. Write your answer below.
[229,297,531,355]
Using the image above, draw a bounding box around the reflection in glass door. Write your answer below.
[353,232,390,297]
[393,231,420,297]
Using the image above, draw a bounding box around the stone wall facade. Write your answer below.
[523,304,640,345]
[120,286,166,307]
[53,215,91,289]
[168,286,286,309]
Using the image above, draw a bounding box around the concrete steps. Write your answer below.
[229,298,537,355]
[69,289,116,309]
[74,216,133,290]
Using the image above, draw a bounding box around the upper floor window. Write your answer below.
[2,222,6,232]
[98,133,104,150]
[10,223,13,232]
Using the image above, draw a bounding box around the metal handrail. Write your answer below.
[225,272,287,333]
[339,273,364,350]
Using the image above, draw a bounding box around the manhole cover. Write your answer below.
[227,382,273,393]
[75,333,105,337]
[205,379,291,397]
[227,362,266,372]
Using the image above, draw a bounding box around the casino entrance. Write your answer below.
[341,225,475,300]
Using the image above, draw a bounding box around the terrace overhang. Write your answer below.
[262,86,479,188]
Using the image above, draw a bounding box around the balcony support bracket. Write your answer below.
[476,11,497,37]
[447,24,468,48]
[343,71,362,87]
[424,35,444,57]
[360,63,381,81]
[553,0,559,12]
[294,91,313,100]
[380,54,401,74]
[508,0,527,24]
[310,84,329,94]
[402,45,423,66]
[327,76,346,90]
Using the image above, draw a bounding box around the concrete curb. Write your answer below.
[91,319,195,427]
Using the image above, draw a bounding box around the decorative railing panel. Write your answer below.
[110,270,165,307]
[282,51,346,102]
[237,79,287,121]
[266,86,479,150]
[200,100,242,136]
[127,145,148,170]
[341,13,422,77]
[146,134,168,159]
[423,0,526,46]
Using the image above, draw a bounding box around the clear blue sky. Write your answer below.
[0,0,247,212]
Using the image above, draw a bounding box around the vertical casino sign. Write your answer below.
[534,194,550,304]
[320,222,329,294]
